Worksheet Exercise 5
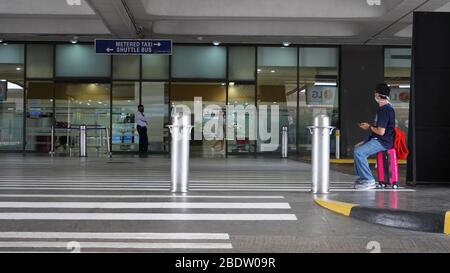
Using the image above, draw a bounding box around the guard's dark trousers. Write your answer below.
[137,125,148,153]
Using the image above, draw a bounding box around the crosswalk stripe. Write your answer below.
[0,202,291,209]
[0,213,298,221]
[0,241,233,249]
[0,194,285,199]
[0,232,230,240]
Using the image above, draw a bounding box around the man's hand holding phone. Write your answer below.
[358,122,371,130]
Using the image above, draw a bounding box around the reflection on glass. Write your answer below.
[142,82,169,152]
[112,82,139,152]
[26,82,54,152]
[384,48,411,141]
[54,83,110,156]
[299,47,339,155]
[0,44,24,150]
[257,47,297,153]
[227,84,256,153]
[170,82,226,157]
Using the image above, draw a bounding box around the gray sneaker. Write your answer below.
[354,180,377,190]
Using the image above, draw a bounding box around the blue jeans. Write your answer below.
[353,139,386,182]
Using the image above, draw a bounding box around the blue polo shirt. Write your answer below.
[371,103,395,149]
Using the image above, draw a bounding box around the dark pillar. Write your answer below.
[408,12,450,184]
[340,45,384,157]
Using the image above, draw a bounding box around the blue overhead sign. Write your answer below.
[95,39,172,55]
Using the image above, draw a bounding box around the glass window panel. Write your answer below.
[113,56,140,80]
[26,44,54,78]
[172,46,226,79]
[0,80,24,150]
[299,47,339,156]
[227,84,256,153]
[0,44,24,151]
[26,81,54,152]
[384,47,411,141]
[54,83,110,156]
[300,48,338,67]
[228,47,256,81]
[142,82,169,152]
[55,44,110,78]
[257,47,297,153]
[170,82,226,157]
[142,55,169,79]
[112,82,140,151]
[0,44,24,64]
[257,47,297,67]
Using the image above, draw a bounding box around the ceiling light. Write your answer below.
[282,42,291,47]
[70,36,79,44]
[16,67,22,71]
[0,39,3,43]
[257,69,262,72]
[300,89,306,93]
[212,41,220,46]
[314,82,337,86]
[399,84,410,89]
[98,101,102,104]
[0,79,6,82]
[221,83,226,86]
[197,36,203,41]
[270,70,276,73]
[2,43,8,46]
[229,82,235,86]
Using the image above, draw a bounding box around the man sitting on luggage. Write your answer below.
[353,83,395,190]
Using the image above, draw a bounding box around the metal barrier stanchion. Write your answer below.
[281,126,288,158]
[105,127,112,157]
[307,115,335,194]
[49,125,55,156]
[167,111,194,193]
[335,129,340,160]
[79,125,87,157]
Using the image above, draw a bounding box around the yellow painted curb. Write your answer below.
[314,198,359,217]
[445,211,450,235]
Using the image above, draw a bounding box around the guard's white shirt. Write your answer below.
[135,111,148,127]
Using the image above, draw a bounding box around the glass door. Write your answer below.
[54,83,110,156]
[170,82,226,157]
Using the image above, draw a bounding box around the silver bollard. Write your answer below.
[79,125,87,157]
[281,126,288,158]
[49,125,55,156]
[168,112,194,193]
[307,115,335,194]
[335,129,340,160]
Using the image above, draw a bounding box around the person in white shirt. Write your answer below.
[135,104,148,154]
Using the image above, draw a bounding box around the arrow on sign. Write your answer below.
[106,48,114,52]
[154,42,161,47]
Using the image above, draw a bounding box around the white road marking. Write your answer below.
[0,213,298,221]
[0,232,230,240]
[0,194,285,199]
[0,241,233,249]
[0,202,291,209]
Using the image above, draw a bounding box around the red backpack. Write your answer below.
[393,128,408,160]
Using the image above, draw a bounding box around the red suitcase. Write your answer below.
[376,148,399,189]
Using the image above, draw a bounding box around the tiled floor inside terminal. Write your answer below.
[0,154,449,252]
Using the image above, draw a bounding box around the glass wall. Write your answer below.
[257,47,297,153]
[0,44,24,151]
[384,47,411,140]
[25,81,54,152]
[112,82,140,152]
[171,82,226,157]
[54,83,110,156]
[298,47,339,155]
[2,41,348,156]
[142,82,170,152]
